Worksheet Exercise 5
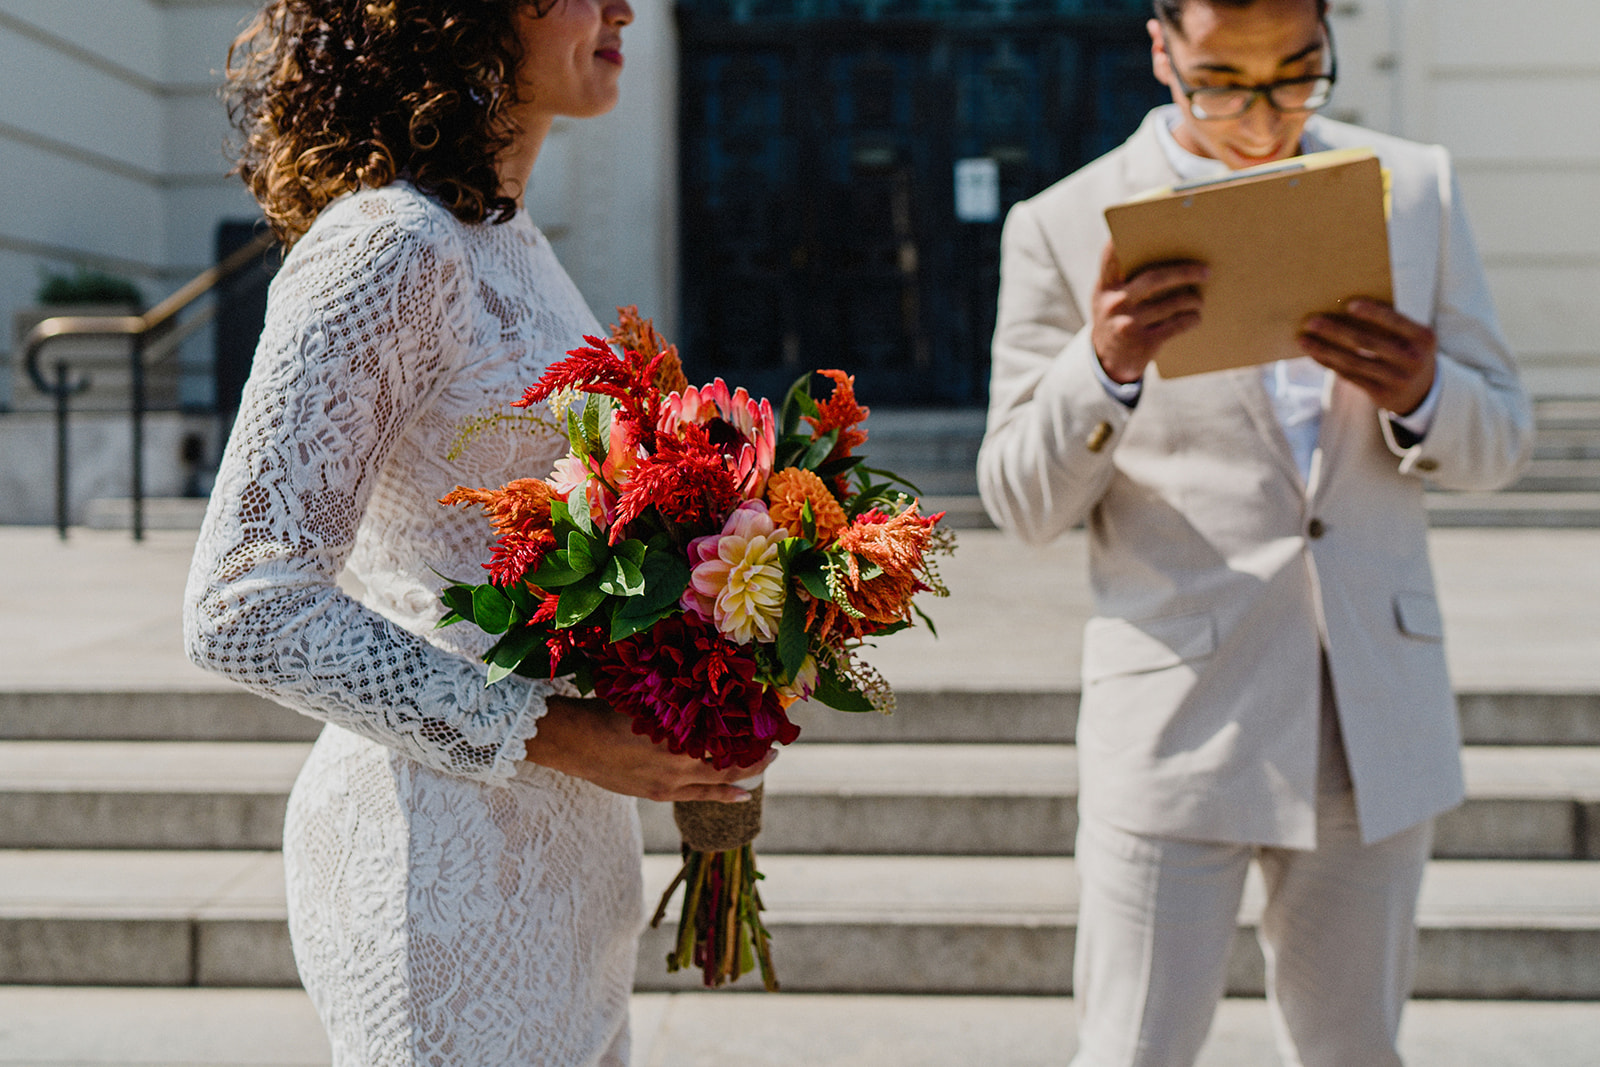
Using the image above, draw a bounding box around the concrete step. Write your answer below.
[83,497,209,532]
[1425,491,1600,528]
[3,989,1598,1067]
[3,851,1597,998]
[1532,427,1600,461]
[3,742,1596,860]
[1510,458,1600,493]
[7,688,1595,746]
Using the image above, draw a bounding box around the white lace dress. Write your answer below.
[183,184,643,1066]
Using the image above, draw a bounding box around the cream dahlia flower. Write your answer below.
[683,501,787,644]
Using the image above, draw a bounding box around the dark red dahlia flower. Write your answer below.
[589,614,799,769]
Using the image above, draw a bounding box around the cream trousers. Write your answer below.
[1069,674,1434,1067]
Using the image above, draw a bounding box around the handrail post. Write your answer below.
[130,334,145,542]
[54,361,70,540]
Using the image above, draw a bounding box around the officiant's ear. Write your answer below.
[1149,18,1174,88]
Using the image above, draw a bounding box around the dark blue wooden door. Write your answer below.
[677,0,1165,406]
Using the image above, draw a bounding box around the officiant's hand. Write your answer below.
[1299,299,1438,416]
[1091,240,1208,384]
[524,695,777,803]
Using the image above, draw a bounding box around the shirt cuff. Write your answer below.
[1090,344,1143,408]
[1386,371,1443,441]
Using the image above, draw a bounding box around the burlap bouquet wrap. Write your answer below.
[673,784,764,852]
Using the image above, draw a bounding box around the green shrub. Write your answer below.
[36,267,143,308]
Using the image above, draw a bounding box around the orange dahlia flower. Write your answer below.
[765,467,848,543]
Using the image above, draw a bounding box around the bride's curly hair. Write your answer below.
[227,0,555,246]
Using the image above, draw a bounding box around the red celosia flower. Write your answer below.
[590,614,800,769]
[612,423,743,538]
[516,337,666,453]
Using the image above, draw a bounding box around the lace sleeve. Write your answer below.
[184,198,546,782]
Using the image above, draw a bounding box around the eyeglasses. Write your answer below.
[1162,25,1337,121]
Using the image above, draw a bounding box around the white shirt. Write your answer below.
[1092,105,1440,483]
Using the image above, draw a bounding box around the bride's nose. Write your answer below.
[604,0,633,26]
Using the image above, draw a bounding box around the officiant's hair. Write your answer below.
[1154,0,1328,35]
[226,0,560,246]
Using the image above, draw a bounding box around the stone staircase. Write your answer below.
[880,398,1600,529]
[2,684,1599,1062]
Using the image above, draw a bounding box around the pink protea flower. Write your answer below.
[659,378,776,497]
[681,500,787,645]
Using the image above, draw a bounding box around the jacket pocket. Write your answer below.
[1394,591,1444,642]
[1082,610,1216,684]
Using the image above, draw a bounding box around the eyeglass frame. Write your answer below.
[1160,22,1338,121]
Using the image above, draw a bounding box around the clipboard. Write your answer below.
[1103,148,1393,379]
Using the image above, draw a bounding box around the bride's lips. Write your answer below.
[596,47,623,67]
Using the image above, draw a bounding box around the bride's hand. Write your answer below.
[523,695,777,803]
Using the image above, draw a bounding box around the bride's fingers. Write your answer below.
[665,782,759,804]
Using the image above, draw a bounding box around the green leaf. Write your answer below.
[439,584,477,625]
[598,554,646,597]
[776,590,808,682]
[614,538,647,568]
[583,393,614,459]
[773,438,808,472]
[555,573,608,628]
[472,585,514,635]
[814,454,865,480]
[610,598,673,641]
[801,500,816,542]
[531,552,584,589]
[566,404,588,458]
[778,371,816,438]
[796,557,832,602]
[567,529,604,576]
[434,611,464,630]
[912,602,939,638]
[548,496,571,528]
[814,661,875,712]
[484,625,545,684]
[855,463,924,496]
[511,640,554,680]
[506,580,540,620]
[636,550,691,614]
[567,483,595,537]
[800,429,839,470]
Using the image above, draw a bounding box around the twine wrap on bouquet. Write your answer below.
[672,784,764,852]
[651,778,778,991]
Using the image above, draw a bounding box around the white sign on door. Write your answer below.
[954,157,1001,223]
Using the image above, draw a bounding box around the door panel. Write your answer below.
[678,2,1164,406]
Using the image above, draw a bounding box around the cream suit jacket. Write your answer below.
[978,110,1534,848]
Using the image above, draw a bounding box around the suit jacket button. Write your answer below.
[1307,518,1327,539]
[1086,421,1113,453]
[1415,457,1440,472]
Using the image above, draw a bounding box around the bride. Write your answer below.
[184,2,771,1063]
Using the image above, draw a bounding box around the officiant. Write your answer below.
[976,1,1533,1063]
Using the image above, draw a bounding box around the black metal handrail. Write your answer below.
[22,231,278,541]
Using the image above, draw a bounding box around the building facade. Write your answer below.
[0,0,1594,418]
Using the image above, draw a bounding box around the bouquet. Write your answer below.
[437,309,953,990]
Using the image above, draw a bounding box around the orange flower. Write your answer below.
[809,503,944,642]
[439,478,554,538]
[805,369,870,465]
[765,467,848,543]
[440,479,558,584]
[610,305,688,397]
